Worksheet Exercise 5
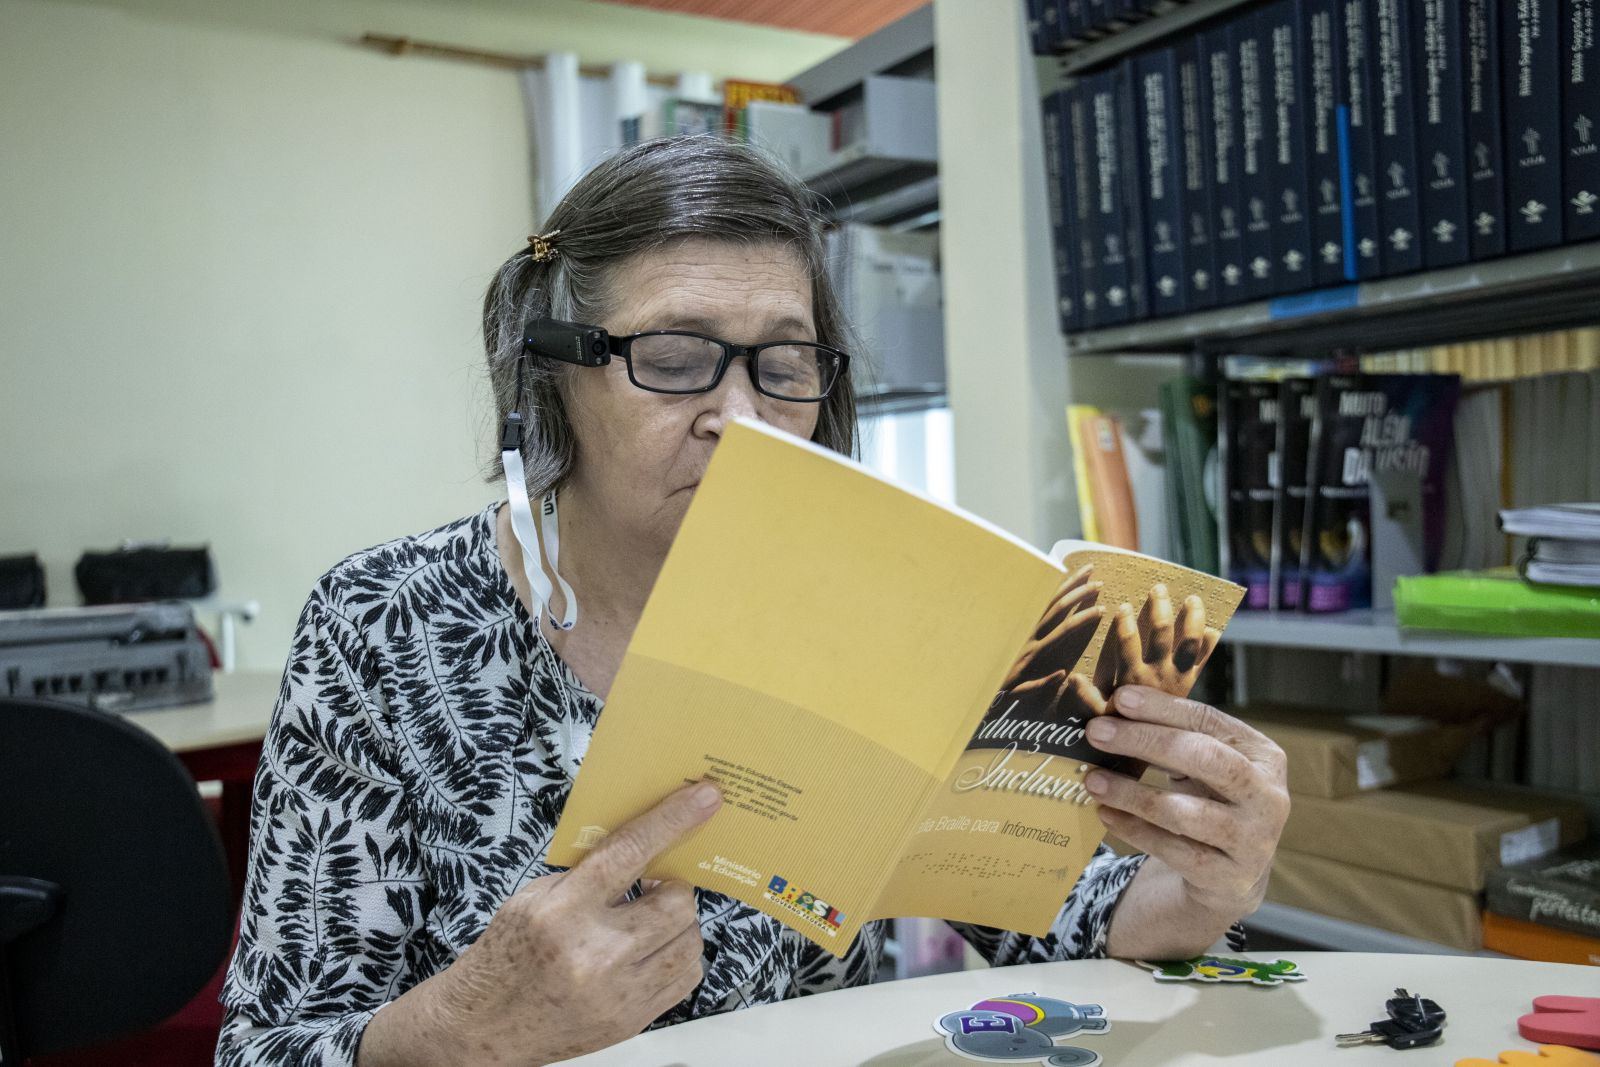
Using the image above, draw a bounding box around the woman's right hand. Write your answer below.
[359,781,722,1067]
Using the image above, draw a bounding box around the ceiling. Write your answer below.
[591,0,928,39]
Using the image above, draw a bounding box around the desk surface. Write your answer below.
[572,952,1599,1066]
[125,671,279,753]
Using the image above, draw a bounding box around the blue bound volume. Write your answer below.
[1067,82,1104,330]
[1305,0,1349,284]
[1089,70,1132,324]
[1061,0,1087,38]
[1413,0,1471,267]
[1503,0,1564,250]
[1465,0,1508,259]
[1237,11,1276,298]
[1041,89,1081,333]
[1563,0,1600,241]
[1338,0,1384,278]
[1204,25,1249,304]
[1136,49,1188,316]
[1177,38,1220,308]
[1371,0,1423,276]
[1115,61,1150,321]
[1264,0,1315,295]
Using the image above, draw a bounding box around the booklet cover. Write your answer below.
[546,419,1244,955]
[1222,380,1281,609]
[1299,373,1461,613]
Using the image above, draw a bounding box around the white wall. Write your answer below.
[0,0,845,672]
[934,0,1079,549]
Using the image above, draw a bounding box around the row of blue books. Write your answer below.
[1027,0,1182,51]
[1041,0,1600,332]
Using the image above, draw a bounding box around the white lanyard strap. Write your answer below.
[501,444,578,631]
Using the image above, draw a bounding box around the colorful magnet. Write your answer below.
[935,993,1110,1065]
[1454,1046,1600,1067]
[1137,954,1307,986]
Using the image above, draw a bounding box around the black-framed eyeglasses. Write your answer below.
[522,316,848,402]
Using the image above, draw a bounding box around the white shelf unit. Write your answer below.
[944,0,1600,963]
[1249,902,1506,958]
[1222,611,1600,669]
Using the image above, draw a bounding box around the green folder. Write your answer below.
[1394,570,1600,639]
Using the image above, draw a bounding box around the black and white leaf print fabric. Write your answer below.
[216,502,1147,1066]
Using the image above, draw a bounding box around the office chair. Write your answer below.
[0,697,234,1062]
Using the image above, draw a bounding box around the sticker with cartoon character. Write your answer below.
[1137,955,1306,986]
[934,993,1111,1065]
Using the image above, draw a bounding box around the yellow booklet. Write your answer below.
[547,419,1244,956]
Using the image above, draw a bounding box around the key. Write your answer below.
[1336,1019,1444,1049]
[1385,989,1446,1032]
[1337,988,1447,1050]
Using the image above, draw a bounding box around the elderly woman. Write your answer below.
[217,137,1288,1067]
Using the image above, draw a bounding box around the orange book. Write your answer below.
[1483,911,1600,967]
[1073,411,1139,551]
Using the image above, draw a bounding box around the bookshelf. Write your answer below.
[785,6,944,416]
[1066,243,1600,358]
[1223,611,1600,670]
[990,0,1600,962]
[1043,0,1257,75]
[1250,902,1505,957]
[789,5,937,227]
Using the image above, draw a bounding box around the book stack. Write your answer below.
[1501,503,1600,588]
[1036,0,1600,333]
[1484,843,1600,965]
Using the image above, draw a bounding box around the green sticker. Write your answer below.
[1137,955,1307,986]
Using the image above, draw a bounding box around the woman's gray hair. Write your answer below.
[481,135,860,493]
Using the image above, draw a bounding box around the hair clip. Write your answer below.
[526,229,562,262]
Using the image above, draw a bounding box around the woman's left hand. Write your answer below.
[1083,686,1289,921]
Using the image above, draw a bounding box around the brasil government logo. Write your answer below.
[935,993,1110,1065]
[762,875,844,935]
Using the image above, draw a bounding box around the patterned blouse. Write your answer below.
[216,502,1148,1067]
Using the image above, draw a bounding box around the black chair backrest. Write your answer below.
[0,696,233,1059]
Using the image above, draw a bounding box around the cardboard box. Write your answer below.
[1482,911,1600,966]
[1235,705,1475,798]
[1277,782,1589,892]
[1267,849,1482,951]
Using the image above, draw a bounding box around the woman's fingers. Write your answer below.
[1112,687,1282,760]
[1086,714,1262,805]
[1172,594,1207,673]
[1095,805,1231,886]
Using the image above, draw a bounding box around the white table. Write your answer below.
[127,670,279,753]
[571,952,1600,1066]
[124,671,279,897]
